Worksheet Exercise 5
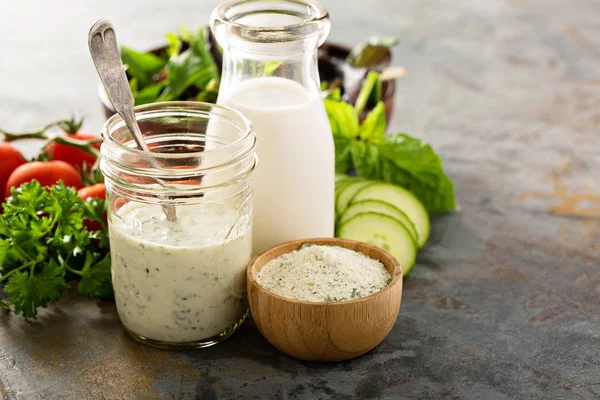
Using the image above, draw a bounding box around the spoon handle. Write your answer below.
[88,19,149,152]
[88,19,177,222]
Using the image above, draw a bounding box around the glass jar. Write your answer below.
[100,102,256,349]
[211,0,335,254]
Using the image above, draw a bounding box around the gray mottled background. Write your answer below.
[1,0,599,399]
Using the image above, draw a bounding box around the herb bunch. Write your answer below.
[326,72,457,214]
[0,181,111,318]
[121,26,219,105]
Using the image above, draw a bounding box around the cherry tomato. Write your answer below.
[77,183,106,200]
[78,183,107,231]
[5,160,83,198]
[46,132,101,170]
[0,143,26,198]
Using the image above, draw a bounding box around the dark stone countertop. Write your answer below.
[0,0,599,398]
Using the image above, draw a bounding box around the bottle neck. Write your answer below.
[217,40,322,100]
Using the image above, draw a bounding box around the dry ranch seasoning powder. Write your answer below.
[256,244,392,302]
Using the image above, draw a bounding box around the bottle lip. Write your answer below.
[210,0,330,43]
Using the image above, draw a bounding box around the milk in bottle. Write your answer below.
[211,0,335,252]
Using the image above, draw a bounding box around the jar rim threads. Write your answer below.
[100,101,257,197]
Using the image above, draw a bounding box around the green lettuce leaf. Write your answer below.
[158,28,219,101]
[121,46,166,87]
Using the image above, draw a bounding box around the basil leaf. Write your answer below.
[378,134,456,214]
[333,136,353,174]
[324,99,359,138]
[351,140,380,178]
[134,81,167,105]
[359,101,386,144]
[121,46,166,87]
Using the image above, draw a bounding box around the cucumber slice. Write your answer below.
[335,176,362,196]
[338,212,417,276]
[340,200,419,243]
[351,183,430,248]
[335,180,352,198]
[335,174,350,183]
[335,180,374,217]
[335,178,365,218]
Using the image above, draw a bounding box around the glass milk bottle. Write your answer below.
[211,0,335,253]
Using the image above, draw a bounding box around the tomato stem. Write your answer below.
[52,137,102,158]
[0,120,66,142]
[2,117,103,171]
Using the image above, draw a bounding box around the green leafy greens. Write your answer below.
[121,27,220,106]
[0,181,111,318]
[326,90,457,215]
[346,36,399,68]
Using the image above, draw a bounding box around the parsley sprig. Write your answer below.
[0,181,111,318]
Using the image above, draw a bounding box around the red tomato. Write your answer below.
[5,160,83,198]
[77,183,106,200]
[113,197,129,211]
[46,132,101,170]
[78,183,107,231]
[0,143,25,197]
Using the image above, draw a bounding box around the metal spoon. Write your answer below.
[88,19,177,222]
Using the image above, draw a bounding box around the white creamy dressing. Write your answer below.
[219,77,335,254]
[256,244,391,302]
[109,202,252,343]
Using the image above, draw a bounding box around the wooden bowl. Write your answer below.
[247,238,403,362]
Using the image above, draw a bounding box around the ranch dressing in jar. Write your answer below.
[100,102,256,349]
[109,202,251,343]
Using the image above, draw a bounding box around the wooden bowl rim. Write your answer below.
[247,238,402,307]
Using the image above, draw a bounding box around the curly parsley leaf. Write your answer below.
[77,253,113,299]
[82,197,109,249]
[4,260,68,319]
[0,180,111,318]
